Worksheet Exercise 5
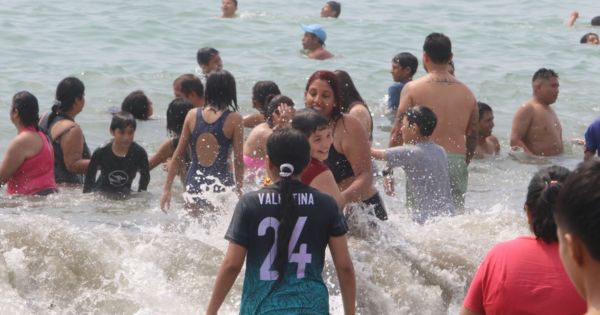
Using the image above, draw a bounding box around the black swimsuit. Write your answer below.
[39,112,91,184]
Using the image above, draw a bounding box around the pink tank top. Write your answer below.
[7,126,57,195]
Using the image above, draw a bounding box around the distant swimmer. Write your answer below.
[474,102,500,158]
[389,33,478,208]
[321,1,341,18]
[580,32,599,44]
[301,24,334,60]
[567,10,600,27]
[510,68,563,156]
[221,0,237,18]
[120,90,153,120]
[196,47,223,80]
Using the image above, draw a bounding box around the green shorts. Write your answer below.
[447,153,468,208]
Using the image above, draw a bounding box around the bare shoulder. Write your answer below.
[348,103,370,116]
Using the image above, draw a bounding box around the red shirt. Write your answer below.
[300,158,328,185]
[463,236,586,315]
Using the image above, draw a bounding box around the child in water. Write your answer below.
[371,106,454,224]
[83,111,150,196]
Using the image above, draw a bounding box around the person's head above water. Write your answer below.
[321,1,341,18]
[301,24,327,51]
[221,0,237,18]
[400,106,437,144]
[166,98,193,137]
[477,102,494,138]
[391,52,418,82]
[197,47,223,75]
[11,91,40,129]
[252,81,281,115]
[205,70,238,112]
[580,32,599,45]
[304,70,343,121]
[532,68,559,106]
[121,90,153,120]
[423,32,453,67]
[524,165,571,244]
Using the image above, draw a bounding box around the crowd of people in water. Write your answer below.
[1,2,600,314]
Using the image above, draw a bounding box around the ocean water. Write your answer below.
[1,0,599,313]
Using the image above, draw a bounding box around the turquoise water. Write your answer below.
[1,0,600,313]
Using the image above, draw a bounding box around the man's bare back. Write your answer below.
[308,47,333,60]
[391,72,478,159]
[510,99,563,156]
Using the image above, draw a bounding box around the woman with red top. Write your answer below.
[292,108,344,208]
[0,91,57,195]
[460,165,586,315]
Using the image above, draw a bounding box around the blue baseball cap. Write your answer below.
[301,24,327,43]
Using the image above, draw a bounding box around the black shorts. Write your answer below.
[363,192,388,221]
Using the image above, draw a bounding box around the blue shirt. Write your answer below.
[585,117,600,156]
[387,81,406,112]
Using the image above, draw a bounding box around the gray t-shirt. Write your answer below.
[386,141,455,224]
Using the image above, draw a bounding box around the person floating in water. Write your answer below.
[83,111,150,197]
[474,102,500,158]
[301,24,334,60]
[221,0,237,18]
[510,68,563,156]
[320,1,341,18]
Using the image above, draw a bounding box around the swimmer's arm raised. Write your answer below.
[510,105,534,154]
[205,242,246,315]
[465,100,479,165]
[568,11,579,27]
[329,235,356,315]
[389,83,413,147]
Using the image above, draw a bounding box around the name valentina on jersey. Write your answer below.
[257,192,315,205]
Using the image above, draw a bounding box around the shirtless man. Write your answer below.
[510,68,563,156]
[389,33,478,208]
[474,102,500,158]
[301,24,334,60]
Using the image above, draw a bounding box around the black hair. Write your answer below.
[166,98,193,136]
[405,106,437,136]
[524,165,571,244]
[592,16,600,26]
[327,1,341,17]
[12,91,40,129]
[266,128,311,282]
[423,33,452,64]
[179,76,204,98]
[121,90,151,120]
[580,32,598,44]
[477,101,492,120]
[264,95,294,128]
[252,81,281,115]
[392,52,419,77]
[205,70,238,111]
[110,111,137,132]
[291,108,329,138]
[49,76,85,122]
[556,161,600,261]
[196,47,219,66]
[532,68,558,82]
[334,70,366,114]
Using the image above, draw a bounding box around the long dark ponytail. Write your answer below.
[266,128,310,281]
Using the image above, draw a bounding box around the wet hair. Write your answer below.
[266,128,311,282]
[524,165,571,244]
[252,81,281,115]
[404,106,437,136]
[334,70,366,114]
[327,1,341,17]
[292,108,329,137]
[179,75,204,98]
[556,161,600,260]
[592,16,600,26]
[392,52,419,77]
[12,91,40,129]
[110,111,137,132]
[532,68,558,82]
[580,32,598,44]
[205,70,238,111]
[423,33,452,64]
[51,76,85,117]
[121,90,151,120]
[166,98,193,136]
[264,95,294,128]
[196,47,219,66]
[305,70,343,122]
[477,102,492,120]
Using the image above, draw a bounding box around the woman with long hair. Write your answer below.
[205,128,355,314]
